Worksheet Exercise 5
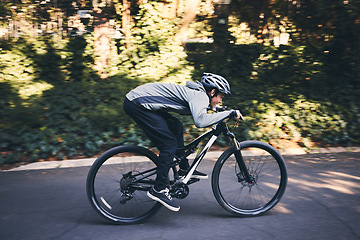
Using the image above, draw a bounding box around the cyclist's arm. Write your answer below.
[188,95,234,128]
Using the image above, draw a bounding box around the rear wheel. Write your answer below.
[86,145,162,224]
[212,141,287,216]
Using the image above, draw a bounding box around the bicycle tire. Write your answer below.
[212,140,287,216]
[86,145,162,224]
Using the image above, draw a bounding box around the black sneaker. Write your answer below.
[178,169,208,180]
[147,187,180,212]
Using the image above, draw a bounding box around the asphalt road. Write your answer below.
[0,152,359,240]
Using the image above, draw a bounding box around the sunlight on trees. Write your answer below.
[0,0,359,163]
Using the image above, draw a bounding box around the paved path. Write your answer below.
[4,147,360,172]
[0,150,359,240]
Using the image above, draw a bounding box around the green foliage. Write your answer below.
[242,97,350,147]
[190,43,359,147]
[115,0,193,83]
[1,0,359,165]
[0,37,148,164]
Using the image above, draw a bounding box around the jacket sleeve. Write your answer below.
[188,93,233,128]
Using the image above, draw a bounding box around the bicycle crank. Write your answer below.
[170,182,189,199]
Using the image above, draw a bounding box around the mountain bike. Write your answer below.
[86,111,288,224]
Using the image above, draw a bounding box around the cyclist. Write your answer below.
[123,73,242,212]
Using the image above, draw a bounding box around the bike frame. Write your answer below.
[174,120,252,185]
[130,119,252,189]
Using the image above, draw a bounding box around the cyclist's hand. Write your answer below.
[233,110,244,121]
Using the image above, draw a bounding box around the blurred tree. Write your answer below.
[93,0,112,78]
[212,0,232,52]
[230,0,291,44]
[228,0,359,97]
[176,0,202,43]
[114,0,192,82]
[287,0,360,102]
[113,0,132,47]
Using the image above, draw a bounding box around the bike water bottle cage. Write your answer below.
[201,73,231,96]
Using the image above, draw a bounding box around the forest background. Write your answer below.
[0,0,359,165]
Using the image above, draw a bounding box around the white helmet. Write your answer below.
[201,72,231,95]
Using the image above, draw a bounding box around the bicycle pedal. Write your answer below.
[187,178,200,184]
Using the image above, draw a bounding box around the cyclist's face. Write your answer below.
[209,90,225,108]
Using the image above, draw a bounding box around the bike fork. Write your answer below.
[233,141,253,184]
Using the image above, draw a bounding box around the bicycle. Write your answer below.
[86,110,288,224]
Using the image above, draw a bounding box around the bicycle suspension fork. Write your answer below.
[227,129,253,184]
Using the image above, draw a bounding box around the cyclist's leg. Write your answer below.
[123,98,178,190]
[160,112,189,170]
[160,113,207,178]
[154,143,177,190]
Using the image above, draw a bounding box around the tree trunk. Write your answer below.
[175,0,202,44]
[213,3,231,53]
[93,1,111,78]
[122,0,131,48]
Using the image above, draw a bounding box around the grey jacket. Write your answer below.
[126,81,234,128]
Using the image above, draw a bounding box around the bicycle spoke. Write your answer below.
[212,141,287,216]
[87,145,162,223]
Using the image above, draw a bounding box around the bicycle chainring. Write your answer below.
[170,182,189,199]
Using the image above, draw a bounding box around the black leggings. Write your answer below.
[123,98,189,190]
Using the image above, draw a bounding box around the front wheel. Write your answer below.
[212,141,287,216]
[86,145,162,224]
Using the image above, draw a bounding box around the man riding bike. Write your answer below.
[123,73,242,212]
